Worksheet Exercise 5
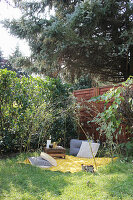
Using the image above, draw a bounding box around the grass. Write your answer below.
[0,152,133,200]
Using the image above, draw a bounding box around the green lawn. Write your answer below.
[0,153,133,200]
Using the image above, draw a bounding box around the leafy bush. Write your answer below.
[0,69,77,153]
[88,77,133,156]
[73,74,92,90]
[118,139,133,158]
[90,77,133,139]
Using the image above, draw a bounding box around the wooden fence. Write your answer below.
[73,85,131,143]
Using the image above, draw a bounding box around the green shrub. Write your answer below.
[88,77,133,157]
[0,69,77,153]
[118,139,133,158]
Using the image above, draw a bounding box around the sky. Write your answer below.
[0,0,31,58]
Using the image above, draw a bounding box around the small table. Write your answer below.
[44,146,66,159]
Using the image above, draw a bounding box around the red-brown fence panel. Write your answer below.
[73,84,132,143]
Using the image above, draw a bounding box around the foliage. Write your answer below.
[0,48,29,78]
[9,45,32,70]
[0,49,10,69]
[0,69,77,153]
[2,0,133,82]
[11,45,22,58]
[72,74,93,90]
[118,139,133,158]
[0,49,4,65]
[89,77,133,146]
[0,153,133,200]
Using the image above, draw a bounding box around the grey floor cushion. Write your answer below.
[70,139,94,156]
[28,156,52,168]
[70,139,87,156]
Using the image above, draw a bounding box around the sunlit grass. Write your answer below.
[0,153,133,200]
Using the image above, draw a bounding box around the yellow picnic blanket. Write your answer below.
[24,155,117,173]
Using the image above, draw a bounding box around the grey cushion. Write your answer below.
[70,139,88,156]
[70,139,94,156]
[28,157,52,168]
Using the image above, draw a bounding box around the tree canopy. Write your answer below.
[2,0,133,82]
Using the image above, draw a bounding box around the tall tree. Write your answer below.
[9,45,31,70]
[0,49,9,69]
[0,49,3,66]
[2,0,133,82]
[0,47,29,77]
[11,45,22,58]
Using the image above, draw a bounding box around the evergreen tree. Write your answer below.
[2,0,133,82]
[11,45,22,58]
[0,47,29,77]
[9,45,31,69]
[0,49,8,68]
[0,49,3,65]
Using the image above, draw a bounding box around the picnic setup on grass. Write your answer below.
[0,68,132,175]
[21,78,132,173]
[24,138,116,173]
[22,141,118,173]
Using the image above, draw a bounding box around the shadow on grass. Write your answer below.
[0,156,72,198]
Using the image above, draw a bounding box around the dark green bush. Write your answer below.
[0,69,77,154]
[118,140,133,158]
